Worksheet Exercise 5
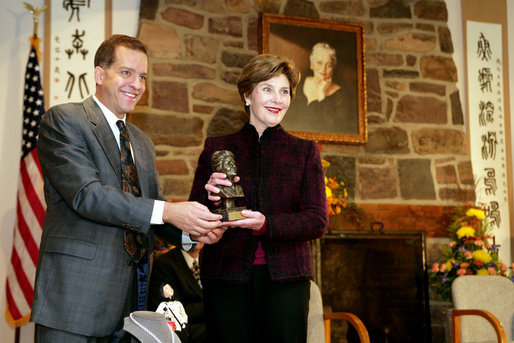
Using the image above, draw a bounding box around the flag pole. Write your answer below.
[11,5,47,343]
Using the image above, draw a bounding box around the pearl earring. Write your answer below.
[246,102,250,106]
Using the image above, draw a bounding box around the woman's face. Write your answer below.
[310,50,334,81]
[246,73,291,135]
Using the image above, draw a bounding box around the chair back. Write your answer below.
[452,275,514,342]
[307,280,326,343]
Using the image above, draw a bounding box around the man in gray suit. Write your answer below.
[30,34,224,342]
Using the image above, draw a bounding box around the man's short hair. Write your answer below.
[94,34,147,69]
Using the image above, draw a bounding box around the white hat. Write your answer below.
[123,311,181,343]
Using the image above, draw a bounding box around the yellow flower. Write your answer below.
[473,250,492,263]
[466,208,485,220]
[326,186,332,198]
[445,258,456,271]
[456,226,475,238]
[476,268,490,275]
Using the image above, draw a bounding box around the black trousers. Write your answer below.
[203,265,310,343]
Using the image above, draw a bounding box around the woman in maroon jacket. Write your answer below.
[189,54,328,342]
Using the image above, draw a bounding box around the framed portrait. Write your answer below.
[260,13,367,145]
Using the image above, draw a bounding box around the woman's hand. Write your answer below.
[317,77,332,101]
[204,172,240,205]
[222,210,266,231]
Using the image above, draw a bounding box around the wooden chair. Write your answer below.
[308,280,370,343]
[451,275,514,343]
[323,312,370,343]
[452,309,507,343]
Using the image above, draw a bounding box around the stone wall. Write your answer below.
[131,0,474,209]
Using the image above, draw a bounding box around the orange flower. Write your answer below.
[474,239,485,246]
[457,268,467,276]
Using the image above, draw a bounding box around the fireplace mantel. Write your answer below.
[330,204,455,237]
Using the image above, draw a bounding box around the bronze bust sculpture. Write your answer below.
[211,150,246,221]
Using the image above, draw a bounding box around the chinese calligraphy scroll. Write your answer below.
[44,0,112,107]
[466,20,511,263]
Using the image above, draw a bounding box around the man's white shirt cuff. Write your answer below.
[152,200,197,252]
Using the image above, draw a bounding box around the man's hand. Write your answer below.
[163,201,223,239]
[191,227,227,244]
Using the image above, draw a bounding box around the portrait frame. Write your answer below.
[260,13,367,145]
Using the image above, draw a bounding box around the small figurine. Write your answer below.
[155,283,188,332]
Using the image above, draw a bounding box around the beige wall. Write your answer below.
[0,1,140,341]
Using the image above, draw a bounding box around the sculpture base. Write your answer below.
[214,207,247,221]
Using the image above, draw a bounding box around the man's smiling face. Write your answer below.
[94,46,148,118]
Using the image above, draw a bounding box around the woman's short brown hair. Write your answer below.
[237,54,300,114]
[94,34,147,69]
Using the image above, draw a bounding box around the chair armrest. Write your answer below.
[451,309,507,343]
[323,312,370,343]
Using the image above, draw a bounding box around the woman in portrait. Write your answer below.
[284,42,358,135]
[188,54,328,342]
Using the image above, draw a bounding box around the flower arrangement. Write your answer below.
[323,159,348,216]
[429,203,514,300]
[322,159,372,230]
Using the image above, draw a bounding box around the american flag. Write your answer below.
[5,39,46,328]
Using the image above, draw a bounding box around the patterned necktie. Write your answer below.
[117,120,148,263]
[192,259,200,281]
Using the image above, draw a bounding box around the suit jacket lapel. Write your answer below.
[84,97,123,184]
[84,96,152,195]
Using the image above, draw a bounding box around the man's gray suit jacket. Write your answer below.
[30,96,182,337]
